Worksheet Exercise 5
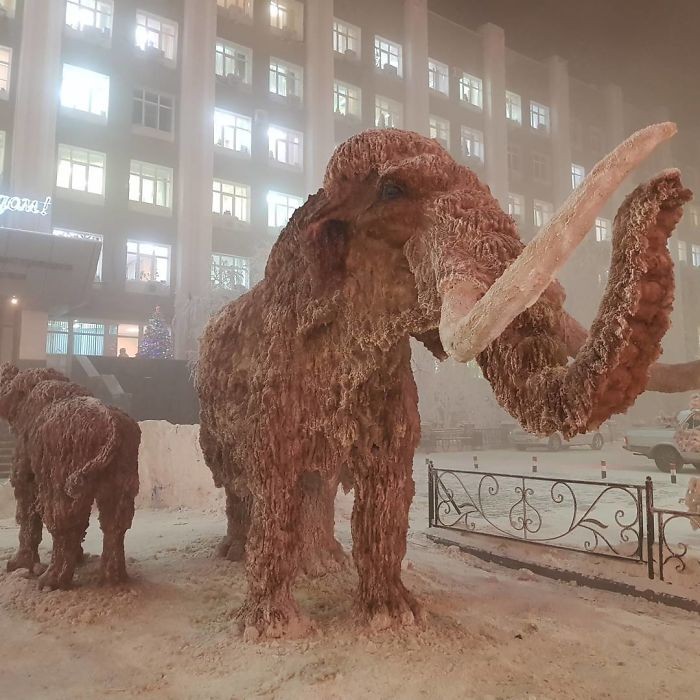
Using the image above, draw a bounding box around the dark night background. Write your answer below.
[432,0,700,133]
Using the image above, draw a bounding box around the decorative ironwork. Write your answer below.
[654,508,700,581]
[427,460,647,563]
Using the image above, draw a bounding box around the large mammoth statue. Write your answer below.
[196,123,697,639]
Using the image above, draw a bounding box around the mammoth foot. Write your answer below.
[37,564,74,591]
[100,558,129,586]
[215,535,246,562]
[6,549,41,575]
[238,598,315,642]
[361,582,425,631]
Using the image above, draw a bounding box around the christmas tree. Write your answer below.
[138,306,174,359]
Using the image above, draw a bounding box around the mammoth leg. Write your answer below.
[351,448,420,628]
[7,473,43,574]
[240,474,310,640]
[216,487,250,562]
[97,486,135,585]
[297,470,346,577]
[39,498,92,591]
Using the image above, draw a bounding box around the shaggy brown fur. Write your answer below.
[0,365,140,590]
[196,129,692,638]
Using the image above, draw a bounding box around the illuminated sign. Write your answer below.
[0,194,52,217]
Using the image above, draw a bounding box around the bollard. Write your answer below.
[472,455,479,470]
[670,466,677,485]
[532,455,538,474]
[601,460,607,480]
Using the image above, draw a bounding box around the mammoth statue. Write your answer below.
[196,123,698,639]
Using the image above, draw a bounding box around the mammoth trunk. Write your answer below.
[477,171,691,438]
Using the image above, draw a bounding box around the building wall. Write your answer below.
[0,0,697,418]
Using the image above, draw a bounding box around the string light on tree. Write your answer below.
[138,305,174,359]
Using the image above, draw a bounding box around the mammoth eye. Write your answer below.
[380,182,404,200]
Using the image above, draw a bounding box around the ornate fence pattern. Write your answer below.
[654,507,700,581]
[428,461,700,581]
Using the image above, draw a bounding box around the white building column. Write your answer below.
[9,0,64,233]
[403,0,429,136]
[304,0,335,193]
[174,0,217,359]
[548,55,572,208]
[479,23,508,208]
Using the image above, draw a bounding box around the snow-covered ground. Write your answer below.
[1,440,700,699]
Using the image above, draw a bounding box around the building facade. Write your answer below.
[0,0,698,374]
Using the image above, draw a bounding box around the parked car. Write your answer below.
[508,428,605,452]
[623,409,700,473]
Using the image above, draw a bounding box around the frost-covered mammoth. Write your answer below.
[197,123,697,639]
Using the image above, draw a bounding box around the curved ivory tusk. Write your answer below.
[440,122,678,362]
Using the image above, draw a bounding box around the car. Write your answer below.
[508,428,605,452]
[623,409,700,473]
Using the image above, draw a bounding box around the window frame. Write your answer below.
[333,80,361,119]
[458,72,483,109]
[65,0,113,38]
[269,57,303,101]
[212,178,250,222]
[215,39,252,85]
[126,239,171,287]
[530,101,550,132]
[60,63,111,121]
[374,35,403,77]
[375,95,403,129]
[268,124,303,169]
[0,45,12,98]
[460,125,484,163]
[594,217,612,243]
[56,144,106,199]
[211,253,251,290]
[428,58,449,96]
[505,91,522,125]
[429,115,450,149]
[135,10,178,64]
[267,190,303,228]
[533,199,554,227]
[128,160,174,212]
[333,18,361,57]
[214,109,252,155]
[132,87,175,138]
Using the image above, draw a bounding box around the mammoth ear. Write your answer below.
[299,188,350,294]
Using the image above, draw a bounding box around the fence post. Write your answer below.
[670,466,677,485]
[427,459,434,526]
[645,476,655,579]
[531,455,538,473]
[600,460,607,479]
[473,455,479,470]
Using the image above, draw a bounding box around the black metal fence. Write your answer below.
[427,461,699,581]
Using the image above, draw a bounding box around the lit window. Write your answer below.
[505,91,521,124]
[692,244,700,268]
[269,0,303,40]
[428,59,449,95]
[375,95,402,129]
[129,161,173,210]
[212,179,250,221]
[507,143,521,175]
[268,125,303,168]
[595,217,612,242]
[60,64,110,119]
[72,322,105,356]
[0,130,5,177]
[217,0,253,21]
[66,0,113,35]
[135,11,178,62]
[214,109,252,154]
[333,18,360,57]
[459,73,482,109]
[211,253,250,290]
[0,1,16,18]
[132,88,173,134]
[53,229,103,283]
[460,126,484,162]
[269,58,302,100]
[267,190,303,228]
[0,46,11,96]
[571,163,585,189]
[56,144,106,197]
[429,115,449,149]
[215,40,252,84]
[677,241,687,263]
[532,152,550,182]
[533,200,553,227]
[126,240,170,285]
[46,320,70,355]
[374,36,402,77]
[530,101,550,131]
[333,80,361,118]
[508,193,524,223]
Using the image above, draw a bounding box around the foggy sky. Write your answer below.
[432,0,700,138]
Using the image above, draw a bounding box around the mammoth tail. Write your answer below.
[64,406,139,500]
